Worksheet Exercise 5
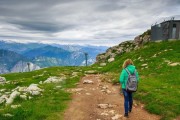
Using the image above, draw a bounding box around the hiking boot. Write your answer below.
[124,113,128,117]
[129,109,132,113]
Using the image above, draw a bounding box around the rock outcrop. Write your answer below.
[96,29,151,63]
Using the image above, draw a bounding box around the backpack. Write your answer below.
[125,68,138,92]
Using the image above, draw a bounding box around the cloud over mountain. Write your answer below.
[0,0,180,46]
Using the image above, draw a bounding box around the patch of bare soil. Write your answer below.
[63,74,160,120]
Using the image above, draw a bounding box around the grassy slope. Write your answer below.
[94,40,180,120]
[0,67,87,120]
[0,40,179,120]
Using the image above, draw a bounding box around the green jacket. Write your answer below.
[119,65,139,89]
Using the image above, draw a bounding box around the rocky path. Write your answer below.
[63,74,160,120]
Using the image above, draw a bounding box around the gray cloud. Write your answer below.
[8,20,74,32]
[0,0,180,46]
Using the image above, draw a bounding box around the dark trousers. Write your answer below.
[122,89,133,114]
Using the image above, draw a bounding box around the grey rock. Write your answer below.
[83,80,94,84]
[6,91,20,105]
[108,58,115,62]
[0,76,6,84]
[100,63,106,66]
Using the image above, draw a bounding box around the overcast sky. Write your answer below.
[0,0,180,46]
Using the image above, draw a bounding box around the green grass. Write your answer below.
[94,40,180,120]
[0,66,91,120]
[0,40,179,120]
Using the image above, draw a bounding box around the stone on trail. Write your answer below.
[83,80,94,84]
[100,112,109,116]
[109,110,115,115]
[98,104,109,109]
[111,114,123,120]
[85,93,91,95]
[71,88,83,92]
[106,90,112,94]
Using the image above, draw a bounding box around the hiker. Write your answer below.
[119,59,139,117]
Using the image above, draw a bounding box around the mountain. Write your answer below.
[11,61,40,73]
[0,40,108,67]
[23,45,71,59]
[0,40,46,54]
[0,39,179,120]
[0,49,40,74]
[23,45,107,67]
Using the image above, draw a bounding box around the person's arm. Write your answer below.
[136,70,139,82]
[119,69,125,84]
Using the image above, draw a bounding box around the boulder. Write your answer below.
[18,87,28,92]
[6,91,20,105]
[0,95,8,104]
[26,84,43,96]
[26,84,41,91]
[108,58,115,63]
[0,76,6,84]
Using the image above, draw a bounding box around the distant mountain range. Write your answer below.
[0,40,108,74]
[0,49,40,74]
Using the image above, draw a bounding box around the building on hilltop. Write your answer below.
[151,17,180,41]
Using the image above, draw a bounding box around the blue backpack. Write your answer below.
[125,68,138,92]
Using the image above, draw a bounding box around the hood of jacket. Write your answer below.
[125,65,136,74]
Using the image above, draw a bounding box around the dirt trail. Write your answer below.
[63,74,160,120]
